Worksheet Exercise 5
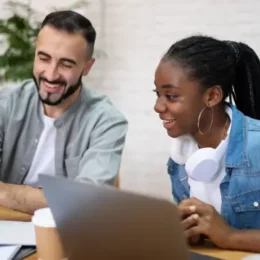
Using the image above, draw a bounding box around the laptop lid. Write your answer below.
[39,175,190,260]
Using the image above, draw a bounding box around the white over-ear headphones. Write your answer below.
[170,136,228,182]
[185,138,228,182]
[169,135,197,165]
[169,105,231,182]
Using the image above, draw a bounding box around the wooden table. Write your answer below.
[191,243,254,259]
[0,205,255,260]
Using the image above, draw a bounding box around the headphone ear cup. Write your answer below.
[170,135,197,165]
[185,139,228,182]
[185,148,219,182]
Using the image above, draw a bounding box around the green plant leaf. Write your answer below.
[2,60,33,81]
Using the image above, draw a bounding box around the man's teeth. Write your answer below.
[44,82,62,88]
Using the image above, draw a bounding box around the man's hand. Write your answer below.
[178,197,236,249]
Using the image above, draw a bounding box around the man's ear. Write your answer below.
[83,58,95,76]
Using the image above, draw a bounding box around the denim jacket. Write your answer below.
[168,105,260,229]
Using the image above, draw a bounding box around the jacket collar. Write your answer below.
[225,104,250,168]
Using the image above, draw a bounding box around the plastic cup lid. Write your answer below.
[32,207,56,228]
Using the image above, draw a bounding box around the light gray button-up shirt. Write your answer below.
[0,79,128,186]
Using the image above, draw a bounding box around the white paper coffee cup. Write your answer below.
[32,208,67,260]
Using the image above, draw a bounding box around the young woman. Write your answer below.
[154,35,260,252]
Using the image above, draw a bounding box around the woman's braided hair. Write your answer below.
[163,35,260,119]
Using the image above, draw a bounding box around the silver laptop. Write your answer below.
[39,175,221,260]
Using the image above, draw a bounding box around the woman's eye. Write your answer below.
[166,94,178,101]
[153,89,178,101]
[153,89,160,97]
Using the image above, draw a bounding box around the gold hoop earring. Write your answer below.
[197,106,214,135]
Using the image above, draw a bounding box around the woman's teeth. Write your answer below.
[163,119,176,123]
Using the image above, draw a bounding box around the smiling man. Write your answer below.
[0,11,128,214]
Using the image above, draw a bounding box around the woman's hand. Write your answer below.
[178,197,236,249]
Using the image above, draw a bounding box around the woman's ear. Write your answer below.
[204,85,223,107]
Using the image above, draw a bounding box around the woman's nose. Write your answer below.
[154,97,167,114]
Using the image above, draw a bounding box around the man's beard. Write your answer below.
[33,74,83,106]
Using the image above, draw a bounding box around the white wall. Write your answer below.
[1,0,260,200]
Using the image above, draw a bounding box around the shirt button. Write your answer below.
[35,138,38,143]
[21,167,25,172]
[253,201,259,207]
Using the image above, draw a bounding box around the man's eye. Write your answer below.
[62,63,73,69]
[39,57,49,62]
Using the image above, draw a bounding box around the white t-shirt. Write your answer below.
[188,107,232,213]
[23,115,56,187]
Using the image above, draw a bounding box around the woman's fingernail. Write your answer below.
[189,205,196,212]
[192,214,199,220]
